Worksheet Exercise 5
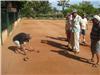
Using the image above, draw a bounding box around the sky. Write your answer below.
[49,0,100,10]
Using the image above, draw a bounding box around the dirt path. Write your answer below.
[2,19,100,75]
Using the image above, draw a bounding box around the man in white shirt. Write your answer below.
[81,14,88,45]
[71,10,82,54]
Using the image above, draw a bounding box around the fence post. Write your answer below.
[6,9,10,35]
[0,17,2,45]
[0,1,1,45]
[0,27,3,45]
[13,12,16,21]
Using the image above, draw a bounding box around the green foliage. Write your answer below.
[20,1,53,18]
[58,0,70,14]
[35,13,64,19]
[64,1,100,17]
[20,2,33,17]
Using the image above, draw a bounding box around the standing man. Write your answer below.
[71,10,82,54]
[81,14,88,45]
[65,13,73,48]
[90,15,100,66]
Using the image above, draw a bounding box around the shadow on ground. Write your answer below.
[46,36,67,41]
[41,38,93,65]
[41,39,73,52]
[51,50,92,65]
[8,46,26,55]
[8,46,18,53]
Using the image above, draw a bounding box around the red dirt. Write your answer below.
[2,19,100,75]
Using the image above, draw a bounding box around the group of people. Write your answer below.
[65,10,100,66]
[12,10,100,65]
[65,10,88,54]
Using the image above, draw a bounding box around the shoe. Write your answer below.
[74,50,79,54]
[82,41,87,45]
[88,59,94,64]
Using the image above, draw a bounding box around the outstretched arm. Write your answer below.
[25,41,34,51]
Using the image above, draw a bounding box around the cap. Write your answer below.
[93,15,100,21]
[72,9,77,13]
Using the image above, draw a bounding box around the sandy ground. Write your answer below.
[2,19,100,75]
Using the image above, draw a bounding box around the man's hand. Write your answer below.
[25,42,34,52]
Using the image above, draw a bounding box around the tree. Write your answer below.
[64,1,100,17]
[79,1,96,15]
[20,1,52,18]
[58,0,70,14]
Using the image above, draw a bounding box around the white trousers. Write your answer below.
[71,32,80,52]
[14,40,20,47]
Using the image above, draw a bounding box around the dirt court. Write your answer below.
[2,19,100,75]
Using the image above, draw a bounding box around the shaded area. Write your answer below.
[41,37,93,65]
[51,50,93,65]
[8,46,26,55]
[8,46,39,54]
[41,39,73,52]
[46,36,67,41]
[8,46,18,54]
[80,42,90,47]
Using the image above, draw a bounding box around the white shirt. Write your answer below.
[72,15,82,32]
[81,18,88,29]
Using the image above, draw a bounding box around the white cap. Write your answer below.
[72,9,77,13]
[93,15,100,21]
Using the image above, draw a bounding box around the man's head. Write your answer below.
[82,14,86,19]
[26,34,32,40]
[66,13,72,19]
[92,15,100,24]
[72,9,77,18]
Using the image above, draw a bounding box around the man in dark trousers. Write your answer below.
[90,15,100,67]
